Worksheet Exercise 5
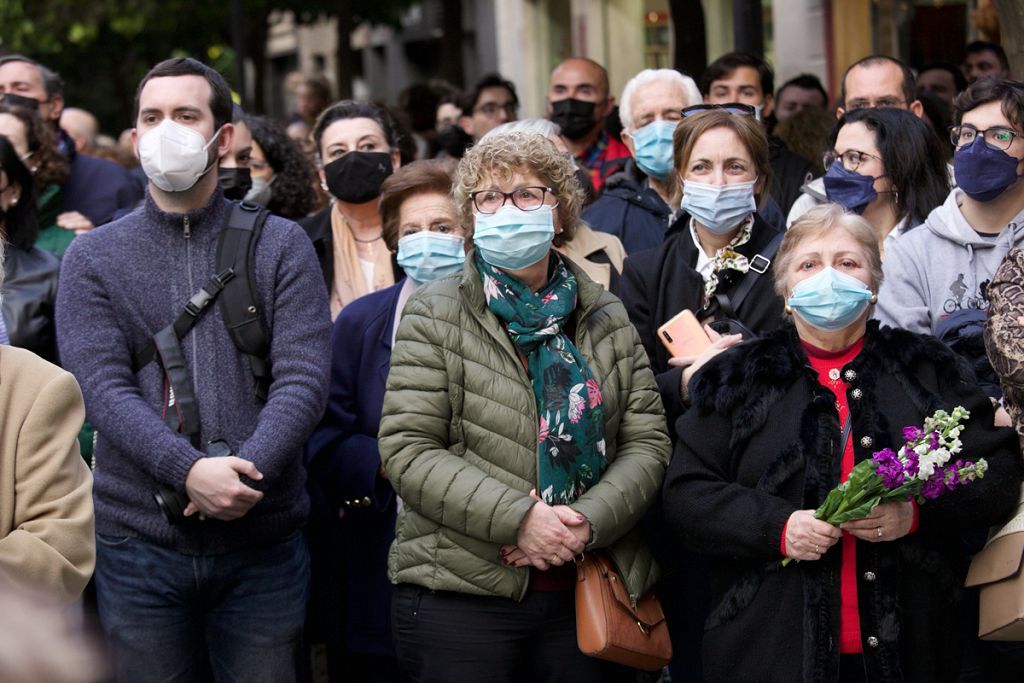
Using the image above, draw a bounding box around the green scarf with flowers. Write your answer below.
[477,253,606,505]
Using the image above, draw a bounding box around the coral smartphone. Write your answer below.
[657,309,712,358]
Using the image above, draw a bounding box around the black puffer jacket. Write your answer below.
[663,321,1022,683]
[2,245,59,363]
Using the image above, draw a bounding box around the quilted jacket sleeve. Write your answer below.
[379,294,537,546]
[571,309,672,548]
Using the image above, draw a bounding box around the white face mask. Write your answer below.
[138,119,221,193]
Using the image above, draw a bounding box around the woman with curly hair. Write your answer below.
[379,130,671,680]
[244,115,322,220]
[0,103,70,255]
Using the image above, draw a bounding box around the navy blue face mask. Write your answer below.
[822,161,879,215]
[954,137,1024,202]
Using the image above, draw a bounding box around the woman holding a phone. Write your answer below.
[619,106,785,426]
[617,105,787,681]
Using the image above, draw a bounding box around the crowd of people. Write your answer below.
[0,35,1023,683]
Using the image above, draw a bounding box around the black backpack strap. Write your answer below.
[153,325,202,447]
[132,269,237,372]
[714,230,785,320]
[216,201,272,401]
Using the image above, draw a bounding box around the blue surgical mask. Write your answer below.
[396,231,466,284]
[630,120,677,180]
[787,267,875,331]
[681,179,757,235]
[473,204,555,270]
[954,136,1024,202]
[822,161,879,214]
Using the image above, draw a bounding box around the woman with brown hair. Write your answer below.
[298,100,406,319]
[619,105,784,425]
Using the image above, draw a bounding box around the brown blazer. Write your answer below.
[0,345,94,602]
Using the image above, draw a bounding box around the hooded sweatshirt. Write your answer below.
[874,188,1024,334]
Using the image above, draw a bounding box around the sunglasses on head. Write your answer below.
[681,103,756,117]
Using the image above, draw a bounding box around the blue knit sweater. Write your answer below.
[56,190,331,554]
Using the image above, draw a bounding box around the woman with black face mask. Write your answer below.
[299,100,406,319]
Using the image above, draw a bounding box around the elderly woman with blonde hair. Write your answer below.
[378,130,671,681]
[662,204,1022,683]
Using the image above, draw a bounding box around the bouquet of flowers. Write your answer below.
[781,406,987,566]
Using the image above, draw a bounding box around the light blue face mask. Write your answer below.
[787,267,875,332]
[396,231,466,284]
[681,178,757,235]
[630,120,678,180]
[473,204,555,270]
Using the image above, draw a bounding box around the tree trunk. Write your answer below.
[668,0,707,81]
[993,0,1024,79]
[335,3,355,99]
[440,0,464,87]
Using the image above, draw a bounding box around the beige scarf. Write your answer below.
[329,207,395,319]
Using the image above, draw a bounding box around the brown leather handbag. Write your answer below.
[575,552,672,671]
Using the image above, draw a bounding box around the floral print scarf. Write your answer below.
[698,215,754,309]
[478,253,607,505]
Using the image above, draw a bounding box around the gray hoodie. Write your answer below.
[875,188,1024,334]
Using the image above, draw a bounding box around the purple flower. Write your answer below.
[929,430,941,451]
[903,426,922,442]
[903,450,920,478]
[942,462,962,491]
[872,449,905,489]
[921,477,946,500]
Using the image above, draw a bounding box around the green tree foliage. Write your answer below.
[0,0,413,134]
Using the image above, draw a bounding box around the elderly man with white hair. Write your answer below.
[582,68,702,254]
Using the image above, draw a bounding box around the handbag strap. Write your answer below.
[714,230,784,320]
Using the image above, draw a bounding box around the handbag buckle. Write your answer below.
[637,621,651,636]
[749,254,770,274]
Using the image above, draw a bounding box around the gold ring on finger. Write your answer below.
[876,527,883,538]
[814,544,820,554]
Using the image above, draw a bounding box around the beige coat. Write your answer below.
[555,222,626,290]
[0,345,94,602]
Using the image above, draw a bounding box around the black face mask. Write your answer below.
[437,125,472,158]
[550,98,598,141]
[0,93,40,111]
[218,167,252,201]
[324,151,393,204]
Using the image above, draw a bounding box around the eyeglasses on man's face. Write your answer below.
[949,124,1021,151]
[470,186,557,214]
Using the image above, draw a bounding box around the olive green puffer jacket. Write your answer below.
[379,254,671,604]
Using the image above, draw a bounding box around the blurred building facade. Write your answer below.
[261,0,998,115]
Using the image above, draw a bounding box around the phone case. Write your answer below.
[657,309,712,358]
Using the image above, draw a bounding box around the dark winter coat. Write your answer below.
[618,213,785,428]
[663,321,1022,683]
[305,281,404,657]
[1,245,59,364]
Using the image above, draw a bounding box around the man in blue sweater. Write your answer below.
[56,58,331,682]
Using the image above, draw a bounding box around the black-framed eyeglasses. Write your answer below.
[475,102,519,118]
[949,124,1021,151]
[823,148,882,173]
[681,102,756,117]
[470,186,557,214]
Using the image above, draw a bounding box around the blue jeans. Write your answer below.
[95,531,309,683]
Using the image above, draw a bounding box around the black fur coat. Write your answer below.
[662,321,1022,683]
